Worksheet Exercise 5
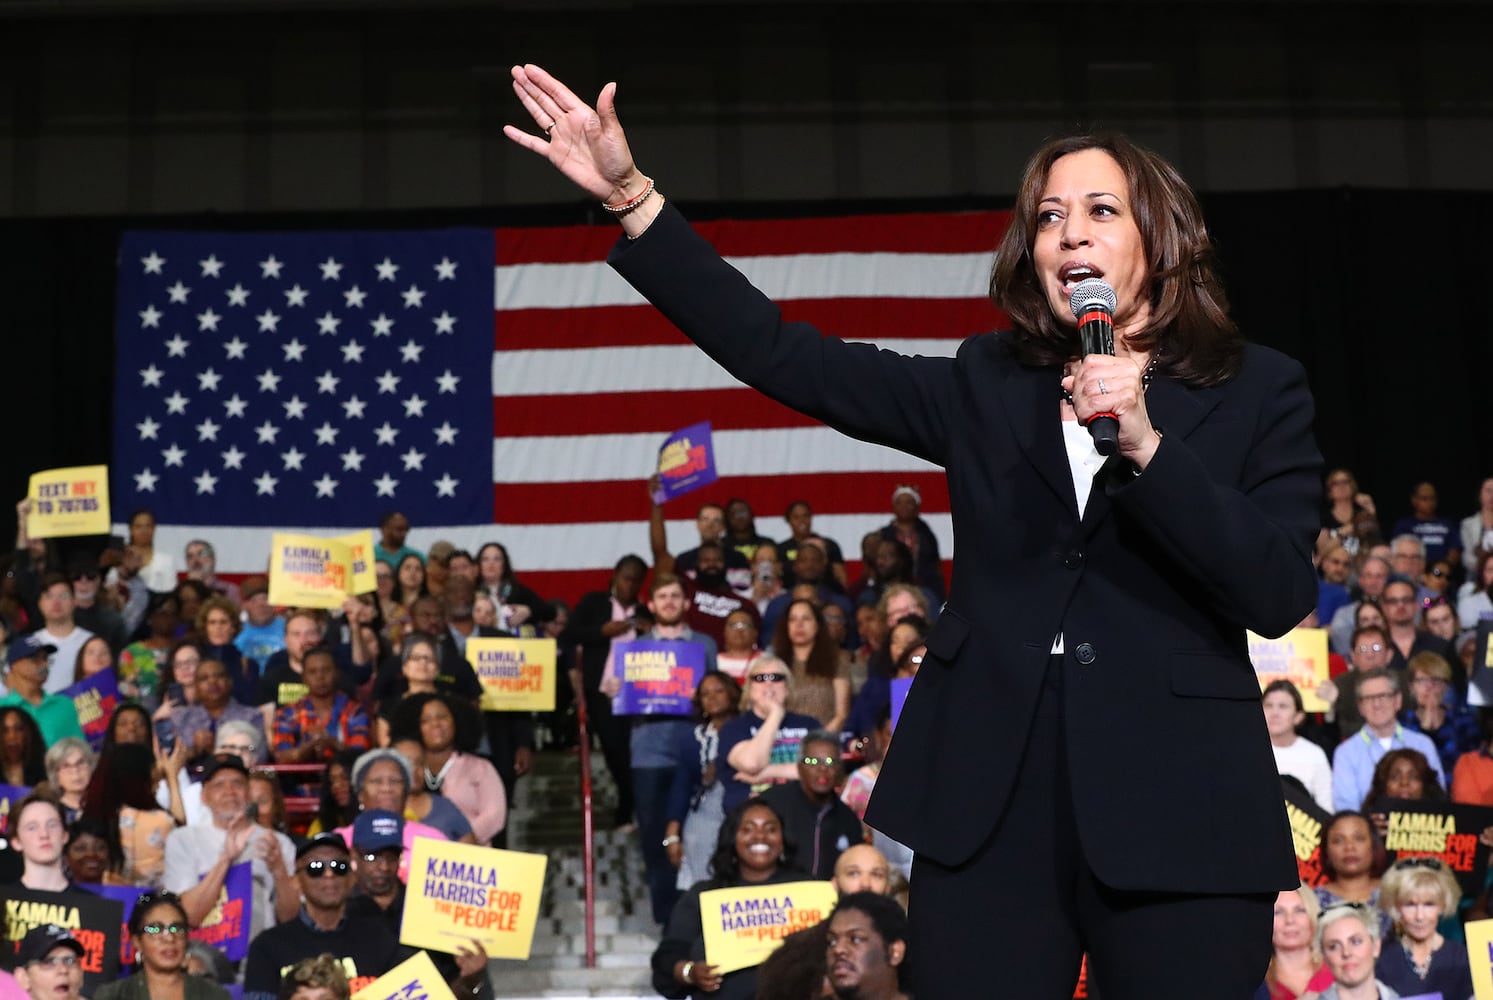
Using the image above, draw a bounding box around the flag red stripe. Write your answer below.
[491,472,951,526]
[494,388,819,436]
[493,298,1004,352]
[496,211,1012,265]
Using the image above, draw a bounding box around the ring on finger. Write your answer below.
[544,121,555,135]
[1098,378,1109,395]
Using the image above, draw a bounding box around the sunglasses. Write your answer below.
[1323,900,1374,915]
[140,922,187,936]
[302,858,350,878]
[1390,856,1446,871]
[750,673,787,684]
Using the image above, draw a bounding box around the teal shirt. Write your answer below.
[0,690,85,743]
[373,542,424,569]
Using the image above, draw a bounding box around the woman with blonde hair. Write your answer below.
[1257,884,1333,1000]
[716,653,819,812]
[1374,857,1471,999]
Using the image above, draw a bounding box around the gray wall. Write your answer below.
[2,1,1488,217]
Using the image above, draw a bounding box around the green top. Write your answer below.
[0,689,84,744]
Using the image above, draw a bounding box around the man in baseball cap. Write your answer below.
[0,635,83,743]
[11,924,85,1000]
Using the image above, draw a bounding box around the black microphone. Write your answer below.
[1068,277,1119,456]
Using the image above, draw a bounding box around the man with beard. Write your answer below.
[681,540,761,647]
[600,571,718,927]
[761,730,865,879]
[344,810,491,998]
[649,485,753,596]
[825,893,910,1000]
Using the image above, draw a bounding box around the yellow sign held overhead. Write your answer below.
[28,465,110,538]
[468,637,556,712]
[267,529,377,609]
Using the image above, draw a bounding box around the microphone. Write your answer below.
[1068,277,1119,456]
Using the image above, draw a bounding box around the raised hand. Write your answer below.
[503,64,643,205]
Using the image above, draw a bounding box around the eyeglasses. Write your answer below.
[140,922,187,936]
[1356,643,1386,654]
[750,673,787,683]
[218,743,256,756]
[302,859,350,878]
[1382,596,1416,605]
[727,622,755,631]
[29,954,80,970]
[1391,856,1446,871]
[801,755,838,767]
[1358,691,1397,704]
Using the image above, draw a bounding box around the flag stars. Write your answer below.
[136,417,161,440]
[401,448,426,471]
[401,285,426,309]
[284,285,309,307]
[375,370,400,395]
[375,257,400,282]
[194,470,219,495]
[197,308,222,332]
[402,394,427,419]
[164,391,190,415]
[435,370,460,394]
[224,394,248,418]
[254,471,278,496]
[433,422,459,446]
[282,339,308,363]
[343,285,367,309]
[257,369,282,393]
[223,337,248,360]
[162,444,187,467]
[434,473,459,497]
[399,340,423,364]
[432,312,457,335]
[165,335,190,358]
[317,312,341,336]
[255,421,280,444]
[342,396,367,420]
[340,447,366,472]
[315,370,341,395]
[222,446,246,470]
[281,447,307,471]
[373,473,398,497]
[196,368,222,392]
[373,422,399,446]
[259,255,283,279]
[370,313,394,337]
[313,474,339,498]
[282,395,308,420]
[314,422,340,446]
[141,251,166,275]
[140,305,163,329]
[434,257,458,281]
[319,257,344,281]
[134,468,159,492]
[140,365,164,388]
[166,281,191,304]
[256,309,281,333]
[199,255,225,278]
[340,340,365,364]
[225,284,251,307]
[196,418,221,442]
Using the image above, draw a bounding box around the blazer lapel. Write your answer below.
[1142,373,1223,443]
[998,362,1079,520]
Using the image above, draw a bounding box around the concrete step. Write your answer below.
[527,931,658,957]
[490,965,655,993]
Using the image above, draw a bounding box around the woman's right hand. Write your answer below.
[503,64,644,206]
[684,960,722,993]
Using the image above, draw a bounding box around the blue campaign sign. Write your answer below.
[611,641,704,716]
[654,421,717,504]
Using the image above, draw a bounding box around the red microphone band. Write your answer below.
[1077,309,1110,327]
[1085,411,1119,426]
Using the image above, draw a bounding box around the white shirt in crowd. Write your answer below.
[1273,737,1334,814]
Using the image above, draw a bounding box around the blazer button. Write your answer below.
[1074,642,1096,665]
[1064,549,1083,569]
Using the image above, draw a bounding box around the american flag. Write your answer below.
[113,211,1010,603]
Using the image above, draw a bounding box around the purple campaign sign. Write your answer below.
[61,668,121,752]
[654,421,718,504]
[890,678,912,731]
[189,860,253,961]
[80,882,141,968]
[611,641,704,716]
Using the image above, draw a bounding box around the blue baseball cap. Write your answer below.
[351,809,404,853]
[7,635,57,666]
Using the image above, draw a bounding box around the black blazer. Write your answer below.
[610,202,1321,895]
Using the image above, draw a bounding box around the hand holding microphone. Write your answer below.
[1062,277,1161,467]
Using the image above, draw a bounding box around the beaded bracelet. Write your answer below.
[603,176,655,215]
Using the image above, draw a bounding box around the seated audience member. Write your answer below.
[1393,484,1460,568]
[157,718,264,826]
[718,654,821,812]
[154,641,205,729]
[1398,651,1478,776]
[9,925,86,1000]
[1332,669,1444,813]
[174,580,212,636]
[760,730,865,880]
[234,577,286,673]
[344,810,493,998]
[185,940,235,986]
[665,672,742,890]
[81,742,177,887]
[63,816,118,886]
[0,704,46,787]
[1380,576,1458,685]
[1318,544,1355,629]
[1330,556,1391,656]
[389,691,505,845]
[1263,680,1334,813]
[1315,811,1392,940]
[1421,598,1462,649]
[44,738,97,828]
[164,752,298,938]
[387,735,476,843]
[824,892,910,1000]
[1458,550,1493,629]
[0,636,84,743]
[334,747,448,881]
[96,889,231,1000]
[274,649,371,763]
[1360,749,1445,842]
[276,954,350,1000]
[1320,623,1392,742]
[773,599,850,734]
[102,701,153,751]
[1317,901,1399,1000]
[11,791,76,891]
[307,747,362,836]
[1374,857,1472,999]
[248,768,290,835]
[174,657,268,765]
[196,595,259,708]
[715,609,765,685]
[371,600,483,706]
[119,593,180,704]
[651,799,805,1000]
[71,635,114,685]
[1256,885,1334,1000]
[242,833,401,1000]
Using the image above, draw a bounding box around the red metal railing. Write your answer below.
[573,649,597,969]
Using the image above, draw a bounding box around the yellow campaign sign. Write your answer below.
[468,637,556,712]
[700,880,838,975]
[268,531,376,609]
[27,465,110,538]
[400,836,547,959]
[1248,627,1330,712]
[1467,917,1493,998]
[351,950,456,1000]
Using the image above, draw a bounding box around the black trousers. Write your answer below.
[907,655,1273,1000]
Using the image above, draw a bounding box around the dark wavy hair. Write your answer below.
[691,671,742,722]
[317,747,364,834]
[129,890,188,939]
[706,798,795,888]
[0,705,46,786]
[102,702,154,753]
[388,690,484,754]
[1363,748,1446,814]
[989,132,1242,386]
[81,742,163,872]
[771,599,842,681]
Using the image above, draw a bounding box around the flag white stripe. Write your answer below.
[494,251,991,311]
[491,339,965,398]
[132,514,954,577]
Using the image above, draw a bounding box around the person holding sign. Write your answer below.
[9,925,86,1000]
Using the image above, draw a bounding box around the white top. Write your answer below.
[35,625,96,695]
[163,821,294,941]
[1272,737,1334,813]
[1052,420,1105,655]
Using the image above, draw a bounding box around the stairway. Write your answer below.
[490,746,662,999]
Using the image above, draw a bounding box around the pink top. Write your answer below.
[335,817,446,884]
[433,752,507,845]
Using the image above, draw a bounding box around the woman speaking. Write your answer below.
[505,64,1321,999]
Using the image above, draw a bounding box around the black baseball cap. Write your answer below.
[200,752,250,783]
[16,924,85,965]
[295,830,352,861]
